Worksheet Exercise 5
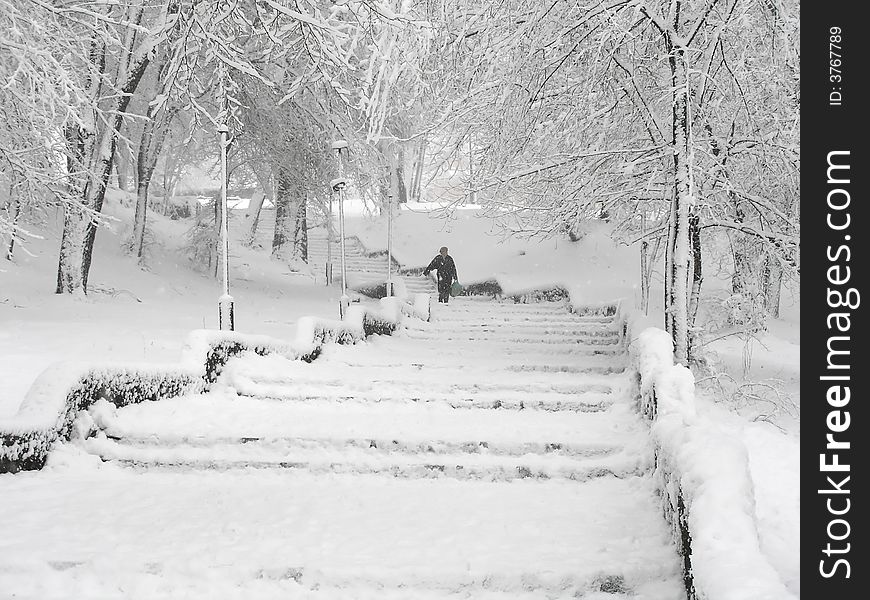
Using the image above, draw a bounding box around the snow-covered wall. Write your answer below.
[625,317,795,600]
[0,295,428,474]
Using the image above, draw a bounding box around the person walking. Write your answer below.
[423,246,458,303]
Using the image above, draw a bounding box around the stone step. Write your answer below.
[231,374,616,397]
[222,354,623,392]
[315,355,627,376]
[82,435,643,482]
[404,321,621,336]
[432,300,610,312]
[0,469,685,598]
[228,384,616,412]
[428,314,616,325]
[400,332,621,347]
[405,323,620,337]
[87,393,637,447]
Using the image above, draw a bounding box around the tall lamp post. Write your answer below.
[386,190,394,297]
[386,151,399,297]
[217,121,233,330]
[331,140,350,318]
[325,194,334,285]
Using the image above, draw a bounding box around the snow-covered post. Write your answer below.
[386,190,394,297]
[218,121,234,331]
[326,195,333,285]
[331,139,350,318]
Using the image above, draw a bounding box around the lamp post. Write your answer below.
[217,121,233,330]
[386,191,394,297]
[386,152,399,297]
[325,194,334,285]
[331,140,349,318]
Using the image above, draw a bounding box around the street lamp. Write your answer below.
[386,190,394,297]
[217,122,233,331]
[325,193,334,286]
[331,139,350,318]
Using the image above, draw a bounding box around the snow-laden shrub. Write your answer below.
[1,295,430,474]
[401,292,430,322]
[508,286,569,303]
[363,297,401,336]
[182,329,319,384]
[627,320,795,600]
[0,362,200,473]
[460,279,503,298]
[354,281,391,299]
[568,300,619,317]
[295,315,364,346]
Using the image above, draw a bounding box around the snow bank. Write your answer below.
[626,317,795,600]
[0,295,431,474]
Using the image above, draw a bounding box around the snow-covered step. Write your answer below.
[230,384,615,412]
[312,356,626,376]
[82,436,644,482]
[400,331,621,346]
[405,322,620,336]
[230,372,617,397]
[425,314,616,326]
[224,353,622,387]
[89,394,639,445]
[94,433,627,459]
[430,297,598,308]
[0,468,684,598]
[80,393,645,480]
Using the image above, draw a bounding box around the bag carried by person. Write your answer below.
[450,281,463,297]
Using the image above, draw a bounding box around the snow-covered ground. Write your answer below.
[0,190,799,597]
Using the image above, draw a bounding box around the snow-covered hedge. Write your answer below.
[182,329,320,384]
[7,288,595,474]
[0,363,200,473]
[0,295,429,474]
[626,316,795,600]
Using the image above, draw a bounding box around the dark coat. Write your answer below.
[423,254,457,282]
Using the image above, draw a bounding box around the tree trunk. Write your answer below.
[132,104,175,260]
[762,252,782,318]
[640,240,650,315]
[687,213,703,362]
[5,197,21,262]
[57,119,99,294]
[56,1,172,294]
[114,149,129,192]
[729,202,757,325]
[294,195,308,262]
[56,51,151,293]
[56,204,89,295]
[667,43,692,365]
[272,169,293,258]
[410,138,426,201]
[132,119,155,260]
[396,145,408,204]
[664,205,676,335]
[245,189,266,246]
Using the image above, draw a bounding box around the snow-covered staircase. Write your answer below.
[2,298,683,598]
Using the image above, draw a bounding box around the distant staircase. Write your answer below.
[306,227,437,297]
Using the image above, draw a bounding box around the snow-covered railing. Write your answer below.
[625,317,795,600]
[0,294,430,474]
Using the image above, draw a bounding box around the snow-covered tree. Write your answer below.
[416,0,799,365]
